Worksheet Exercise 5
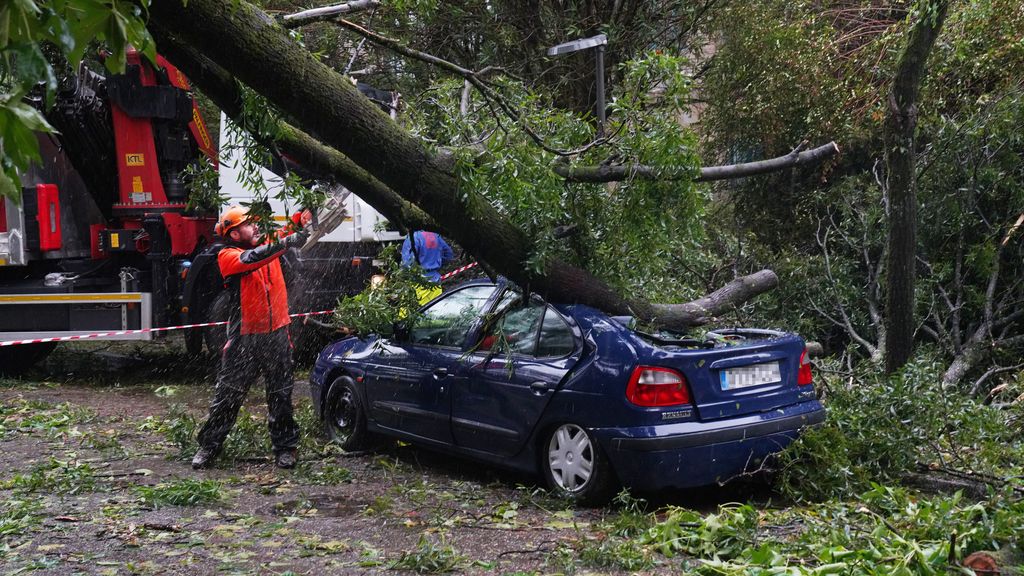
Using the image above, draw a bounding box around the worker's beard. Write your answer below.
[230,226,263,247]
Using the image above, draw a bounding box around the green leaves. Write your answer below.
[218,88,326,224]
[1,23,57,203]
[0,97,55,174]
[637,486,1024,575]
[182,156,225,214]
[641,504,759,560]
[775,351,1024,503]
[332,244,425,336]
[5,42,56,99]
[136,478,224,507]
[0,498,41,538]
[389,534,466,573]
[0,0,155,200]
[47,0,156,73]
[404,50,706,300]
[4,458,97,495]
[0,0,42,49]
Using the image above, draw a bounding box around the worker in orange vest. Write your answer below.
[192,205,311,470]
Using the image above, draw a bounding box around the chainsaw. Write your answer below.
[302,186,351,253]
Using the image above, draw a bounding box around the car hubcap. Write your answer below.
[330,388,355,438]
[548,424,594,493]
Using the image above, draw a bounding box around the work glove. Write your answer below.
[281,227,310,249]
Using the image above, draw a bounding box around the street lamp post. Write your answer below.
[546,33,608,136]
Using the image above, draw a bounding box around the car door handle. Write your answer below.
[433,367,449,378]
[530,381,553,394]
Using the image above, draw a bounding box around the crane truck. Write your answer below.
[0,49,397,375]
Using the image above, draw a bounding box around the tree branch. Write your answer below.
[554,141,840,183]
[815,219,878,358]
[969,363,1024,398]
[331,18,618,157]
[280,0,379,28]
[649,269,779,326]
[334,18,475,76]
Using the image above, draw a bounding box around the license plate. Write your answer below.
[720,361,782,390]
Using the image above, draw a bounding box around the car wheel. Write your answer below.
[542,423,618,506]
[323,376,374,451]
[184,326,205,357]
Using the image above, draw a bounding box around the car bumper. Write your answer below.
[592,401,825,491]
[308,355,334,419]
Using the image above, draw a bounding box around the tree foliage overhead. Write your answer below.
[412,53,706,302]
[0,0,792,337]
[281,0,720,116]
[3,2,1024,557]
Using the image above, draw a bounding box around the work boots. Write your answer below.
[193,446,296,469]
[191,446,218,470]
[275,450,297,469]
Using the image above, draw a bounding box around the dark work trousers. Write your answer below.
[196,328,299,454]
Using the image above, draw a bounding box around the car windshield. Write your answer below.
[408,284,496,347]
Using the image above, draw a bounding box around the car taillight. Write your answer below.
[626,366,691,407]
[798,349,813,386]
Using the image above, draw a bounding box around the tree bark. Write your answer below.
[554,142,840,183]
[883,0,949,374]
[149,0,778,330]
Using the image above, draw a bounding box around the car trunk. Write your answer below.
[654,329,807,421]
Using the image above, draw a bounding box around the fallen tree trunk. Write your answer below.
[149,0,779,330]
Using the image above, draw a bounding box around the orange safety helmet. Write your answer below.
[215,205,250,237]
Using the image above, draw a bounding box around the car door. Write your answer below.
[363,284,497,445]
[452,296,581,457]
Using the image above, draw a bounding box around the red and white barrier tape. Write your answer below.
[0,262,481,348]
[440,261,477,281]
[0,310,335,348]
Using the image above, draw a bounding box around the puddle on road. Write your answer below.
[272,493,367,517]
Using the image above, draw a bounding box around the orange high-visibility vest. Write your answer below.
[217,246,291,335]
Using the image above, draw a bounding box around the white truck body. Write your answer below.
[217,115,403,243]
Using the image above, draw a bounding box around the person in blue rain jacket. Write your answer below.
[401,230,455,303]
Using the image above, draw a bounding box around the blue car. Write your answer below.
[310,279,825,504]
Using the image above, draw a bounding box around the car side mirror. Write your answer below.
[392,321,409,341]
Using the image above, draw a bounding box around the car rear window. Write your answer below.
[479,302,575,358]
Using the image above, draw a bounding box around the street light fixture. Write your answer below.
[546,33,608,136]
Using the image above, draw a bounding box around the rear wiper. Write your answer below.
[635,330,716,348]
